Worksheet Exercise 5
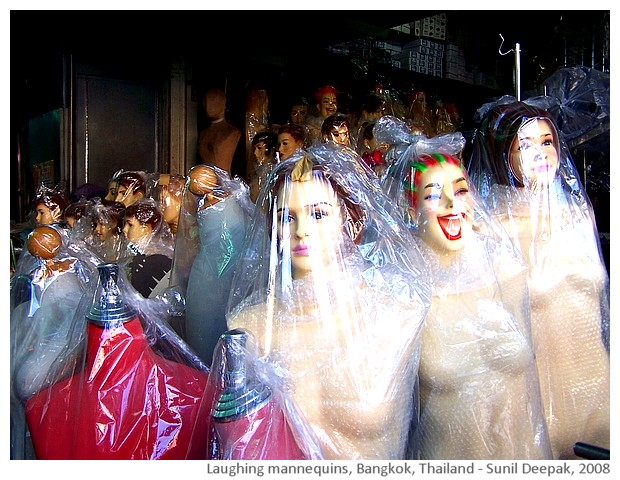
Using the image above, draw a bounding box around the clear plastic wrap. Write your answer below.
[203,328,323,459]
[466,98,610,459]
[22,262,212,459]
[10,225,93,459]
[168,164,254,363]
[118,198,175,299]
[380,144,551,459]
[225,147,432,459]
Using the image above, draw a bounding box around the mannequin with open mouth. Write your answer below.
[383,150,550,459]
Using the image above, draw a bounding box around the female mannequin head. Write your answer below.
[314,85,338,120]
[64,199,91,229]
[289,97,310,125]
[104,170,123,201]
[278,124,306,161]
[404,153,474,253]
[269,156,365,279]
[252,131,278,166]
[115,171,146,207]
[359,94,384,122]
[474,101,561,190]
[156,174,185,235]
[321,114,351,146]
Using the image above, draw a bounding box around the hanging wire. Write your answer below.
[499,34,521,101]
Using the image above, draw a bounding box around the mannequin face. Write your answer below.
[115,185,144,207]
[160,190,181,234]
[290,104,308,124]
[411,162,474,253]
[276,177,343,280]
[278,133,303,161]
[123,215,153,243]
[35,203,59,225]
[254,141,272,165]
[324,124,350,146]
[94,220,117,241]
[291,105,308,124]
[509,118,559,189]
[104,179,119,201]
[318,93,337,119]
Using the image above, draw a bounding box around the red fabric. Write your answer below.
[214,399,308,459]
[25,318,210,459]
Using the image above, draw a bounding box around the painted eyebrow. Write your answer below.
[277,201,334,214]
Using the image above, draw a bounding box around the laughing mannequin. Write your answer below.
[388,152,550,460]
[467,99,610,459]
[198,88,242,176]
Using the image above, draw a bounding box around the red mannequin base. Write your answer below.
[25,316,211,459]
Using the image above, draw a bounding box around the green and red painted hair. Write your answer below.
[403,153,465,209]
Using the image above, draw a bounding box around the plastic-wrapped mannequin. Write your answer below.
[88,198,126,262]
[382,144,551,459]
[278,123,307,161]
[356,121,387,177]
[249,130,278,202]
[33,185,70,226]
[466,98,610,459]
[407,90,435,137]
[114,170,146,207]
[198,87,242,175]
[203,328,322,459]
[104,169,124,201]
[24,262,211,459]
[174,164,253,366]
[10,225,90,459]
[305,85,338,146]
[154,173,185,235]
[321,113,351,147]
[289,96,310,125]
[245,86,270,183]
[226,150,432,459]
[120,199,174,299]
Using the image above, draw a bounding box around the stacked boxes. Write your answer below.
[413,13,446,40]
[392,38,444,78]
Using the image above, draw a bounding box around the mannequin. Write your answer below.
[33,185,70,226]
[249,130,278,202]
[321,113,351,147]
[89,199,126,262]
[121,200,174,298]
[24,262,211,459]
[114,171,146,207]
[305,85,338,145]
[245,86,270,183]
[357,121,386,177]
[351,94,384,145]
[198,87,242,175]
[277,123,307,161]
[467,99,610,459]
[387,152,550,459]
[407,90,435,137]
[104,169,123,201]
[10,225,87,459]
[289,96,310,125]
[226,152,432,459]
[182,164,252,366]
[155,173,185,235]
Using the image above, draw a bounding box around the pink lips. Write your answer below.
[293,244,310,256]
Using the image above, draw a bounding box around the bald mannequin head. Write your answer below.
[203,88,227,121]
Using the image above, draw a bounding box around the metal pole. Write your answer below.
[515,42,521,101]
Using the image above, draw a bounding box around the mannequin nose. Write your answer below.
[295,217,308,239]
